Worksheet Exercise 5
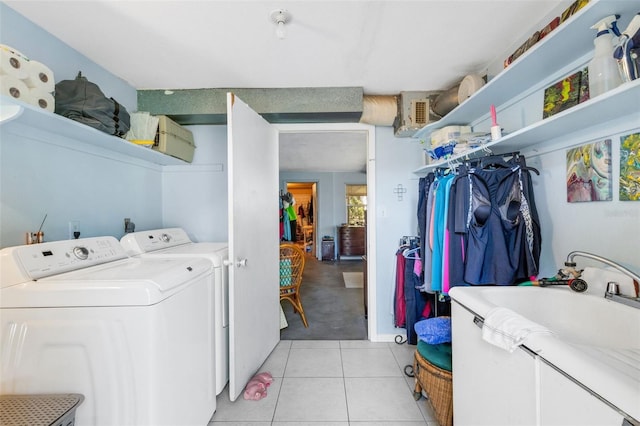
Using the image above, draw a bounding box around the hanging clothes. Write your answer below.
[286,203,298,242]
[398,240,430,345]
[416,154,542,294]
[280,192,298,242]
[281,199,291,241]
[417,173,435,292]
[430,173,455,293]
[460,162,540,285]
[447,169,469,290]
[394,247,407,328]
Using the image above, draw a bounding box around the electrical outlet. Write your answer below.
[68,221,80,239]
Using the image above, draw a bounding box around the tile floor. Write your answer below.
[209,340,438,425]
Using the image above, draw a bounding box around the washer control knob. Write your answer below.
[73,246,89,260]
[161,233,171,242]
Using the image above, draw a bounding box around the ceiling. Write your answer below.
[4,0,568,172]
[279,130,368,173]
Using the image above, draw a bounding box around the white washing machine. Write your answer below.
[0,237,216,426]
[120,228,230,395]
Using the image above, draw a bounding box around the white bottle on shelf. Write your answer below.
[588,15,622,97]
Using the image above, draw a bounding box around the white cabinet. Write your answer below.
[413,0,640,175]
[539,362,625,426]
[451,301,537,425]
[452,299,632,425]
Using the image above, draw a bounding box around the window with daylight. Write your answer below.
[346,184,367,226]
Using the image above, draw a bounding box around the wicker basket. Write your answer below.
[413,350,453,426]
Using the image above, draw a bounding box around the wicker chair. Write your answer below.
[279,243,308,327]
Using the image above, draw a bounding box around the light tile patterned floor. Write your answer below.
[209,340,439,426]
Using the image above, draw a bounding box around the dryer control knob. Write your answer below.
[73,246,89,260]
[161,233,171,242]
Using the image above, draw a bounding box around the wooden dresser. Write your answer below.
[338,226,365,257]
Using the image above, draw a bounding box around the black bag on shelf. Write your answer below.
[54,71,130,137]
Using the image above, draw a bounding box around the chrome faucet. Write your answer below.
[566,251,640,309]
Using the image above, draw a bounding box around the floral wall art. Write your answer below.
[619,132,640,201]
[566,139,612,202]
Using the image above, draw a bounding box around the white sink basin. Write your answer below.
[449,285,640,422]
[467,286,639,348]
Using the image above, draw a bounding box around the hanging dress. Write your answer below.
[463,165,540,285]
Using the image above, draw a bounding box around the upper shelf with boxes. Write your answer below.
[413,0,640,175]
[0,54,195,166]
[0,95,195,166]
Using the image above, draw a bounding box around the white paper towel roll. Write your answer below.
[0,48,29,80]
[29,88,55,112]
[0,75,30,102]
[23,60,54,92]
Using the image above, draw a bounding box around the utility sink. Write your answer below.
[449,285,640,422]
[457,286,640,348]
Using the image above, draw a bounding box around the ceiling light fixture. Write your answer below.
[270,9,291,40]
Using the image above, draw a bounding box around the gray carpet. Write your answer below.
[280,253,367,340]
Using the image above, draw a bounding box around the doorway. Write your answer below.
[277,123,376,340]
[285,182,317,255]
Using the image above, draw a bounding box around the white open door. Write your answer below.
[226,93,280,401]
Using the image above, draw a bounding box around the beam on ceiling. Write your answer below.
[137,87,364,125]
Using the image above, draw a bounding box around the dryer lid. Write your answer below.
[120,227,192,254]
[141,243,228,267]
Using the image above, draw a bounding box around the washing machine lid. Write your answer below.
[1,236,128,287]
[0,238,212,308]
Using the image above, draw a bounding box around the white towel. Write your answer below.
[481,307,553,352]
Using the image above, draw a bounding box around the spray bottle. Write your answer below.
[614,13,640,82]
[588,15,622,97]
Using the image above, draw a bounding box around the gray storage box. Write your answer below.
[154,115,196,163]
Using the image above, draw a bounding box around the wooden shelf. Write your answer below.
[0,95,188,166]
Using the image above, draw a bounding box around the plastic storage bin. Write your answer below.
[0,394,84,426]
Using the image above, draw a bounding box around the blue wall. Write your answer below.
[0,3,136,110]
[0,3,161,246]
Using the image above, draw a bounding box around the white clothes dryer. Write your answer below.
[0,237,215,426]
[120,228,230,395]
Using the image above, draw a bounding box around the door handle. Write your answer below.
[223,258,248,268]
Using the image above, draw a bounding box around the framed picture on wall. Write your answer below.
[566,139,612,202]
[620,132,640,201]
